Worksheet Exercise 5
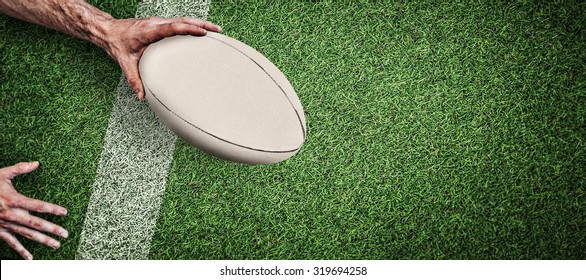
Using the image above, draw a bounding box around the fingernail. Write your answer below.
[50,241,60,249]
[60,208,68,215]
[217,25,222,32]
[26,254,33,260]
[60,230,69,238]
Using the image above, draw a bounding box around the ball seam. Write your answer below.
[144,84,302,154]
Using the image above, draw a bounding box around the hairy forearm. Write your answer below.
[1,0,222,99]
[0,0,113,49]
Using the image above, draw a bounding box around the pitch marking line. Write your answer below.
[76,0,212,260]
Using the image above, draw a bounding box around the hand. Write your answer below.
[0,0,221,99]
[0,162,68,260]
[104,17,222,99]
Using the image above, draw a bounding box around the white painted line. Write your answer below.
[76,0,212,260]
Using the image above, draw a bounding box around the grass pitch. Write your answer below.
[1,0,585,259]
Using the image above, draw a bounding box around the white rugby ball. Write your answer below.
[138,33,306,164]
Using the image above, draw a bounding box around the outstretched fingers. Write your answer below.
[0,161,39,180]
[1,221,62,250]
[1,208,68,238]
[9,192,67,216]
[0,231,32,260]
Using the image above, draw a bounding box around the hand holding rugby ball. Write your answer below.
[138,32,306,164]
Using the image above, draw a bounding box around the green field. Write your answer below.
[1,0,585,259]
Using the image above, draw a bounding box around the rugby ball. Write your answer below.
[138,33,306,164]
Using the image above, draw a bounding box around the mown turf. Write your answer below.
[149,0,585,259]
[0,1,137,259]
[1,0,585,260]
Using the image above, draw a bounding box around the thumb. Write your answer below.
[121,58,145,100]
[0,161,39,180]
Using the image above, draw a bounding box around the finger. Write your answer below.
[3,209,68,238]
[178,17,222,32]
[9,193,67,216]
[158,21,209,38]
[157,17,221,32]
[2,221,62,249]
[0,161,39,180]
[121,60,145,99]
[0,231,33,260]
[138,17,207,38]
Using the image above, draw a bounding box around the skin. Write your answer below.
[0,162,68,260]
[0,0,222,259]
[0,0,222,99]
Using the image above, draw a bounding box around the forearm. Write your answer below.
[0,0,113,49]
[1,0,222,99]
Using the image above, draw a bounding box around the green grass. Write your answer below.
[2,0,585,259]
[0,1,137,259]
[149,0,586,259]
